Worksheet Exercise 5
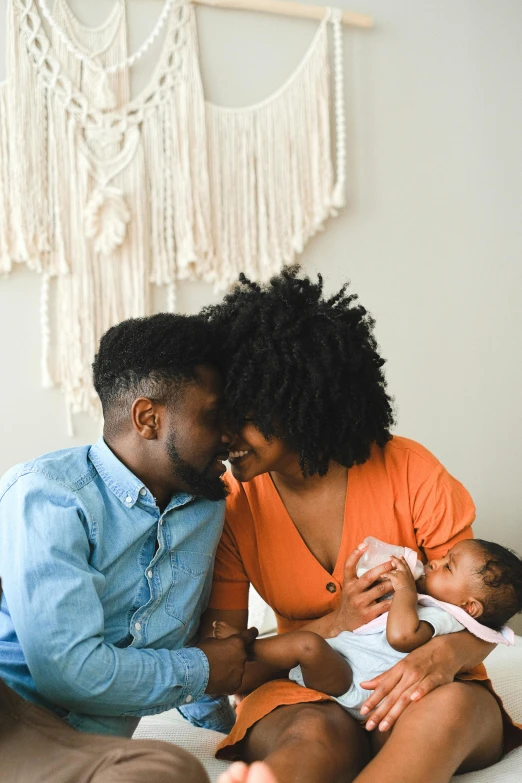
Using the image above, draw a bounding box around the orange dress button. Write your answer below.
[326,582,337,593]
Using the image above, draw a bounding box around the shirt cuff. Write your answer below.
[175,646,210,706]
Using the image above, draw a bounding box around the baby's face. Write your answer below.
[417,540,483,609]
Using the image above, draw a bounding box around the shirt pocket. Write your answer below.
[165,550,214,625]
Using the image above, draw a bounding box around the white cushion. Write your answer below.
[134,636,522,782]
[134,709,230,781]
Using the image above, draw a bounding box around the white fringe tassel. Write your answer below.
[205,16,338,289]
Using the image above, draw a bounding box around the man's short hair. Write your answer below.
[92,313,217,436]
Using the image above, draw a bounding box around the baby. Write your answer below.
[214,538,522,722]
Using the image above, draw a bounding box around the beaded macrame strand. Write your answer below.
[39,0,175,74]
[0,0,347,429]
[50,0,131,110]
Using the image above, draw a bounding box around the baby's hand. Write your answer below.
[388,556,417,594]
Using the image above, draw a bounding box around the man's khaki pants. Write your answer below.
[0,680,209,782]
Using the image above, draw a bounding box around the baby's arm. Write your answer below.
[214,622,352,697]
[386,556,434,653]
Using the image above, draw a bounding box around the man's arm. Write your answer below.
[0,475,250,716]
[199,607,287,693]
[385,556,434,653]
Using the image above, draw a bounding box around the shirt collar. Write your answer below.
[89,438,147,508]
[88,438,195,510]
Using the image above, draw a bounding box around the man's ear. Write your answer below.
[462,598,484,619]
[131,397,162,440]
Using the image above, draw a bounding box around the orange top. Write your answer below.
[209,436,522,759]
[210,436,475,628]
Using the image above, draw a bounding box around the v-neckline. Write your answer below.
[265,470,352,581]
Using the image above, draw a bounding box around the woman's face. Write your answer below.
[227,421,299,481]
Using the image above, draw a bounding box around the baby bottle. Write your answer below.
[356,536,425,580]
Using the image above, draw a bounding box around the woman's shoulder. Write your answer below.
[223,471,274,527]
[363,435,446,486]
[369,436,469,500]
[383,435,441,468]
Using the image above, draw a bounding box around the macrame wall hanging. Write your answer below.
[0,0,367,430]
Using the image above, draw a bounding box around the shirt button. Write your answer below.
[147,570,153,579]
[135,622,141,631]
[326,582,337,593]
[125,496,133,505]
[139,488,147,497]
[185,694,193,703]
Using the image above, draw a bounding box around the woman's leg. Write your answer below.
[359,682,503,783]
[239,701,371,783]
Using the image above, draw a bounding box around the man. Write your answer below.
[0,313,255,781]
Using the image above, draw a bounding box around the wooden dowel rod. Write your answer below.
[191,0,373,28]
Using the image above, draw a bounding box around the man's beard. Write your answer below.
[166,440,228,501]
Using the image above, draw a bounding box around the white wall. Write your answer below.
[1,1,521,632]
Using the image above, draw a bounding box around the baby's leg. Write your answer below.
[254,631,353,697]
[252,632,353,696]
[214,621,241,639]
[214,623,352,696]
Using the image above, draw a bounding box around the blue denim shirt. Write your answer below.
[0,438,233,736]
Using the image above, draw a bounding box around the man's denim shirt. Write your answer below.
[0,439,234,736]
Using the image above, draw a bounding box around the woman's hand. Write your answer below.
[359,635,461,731]
[330,544,395,634]
[359,628,496,732]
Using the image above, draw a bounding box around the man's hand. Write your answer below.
[197,627,258,694]
[387,555,417,595]
[360,635,458,731]
[331,544,395,633]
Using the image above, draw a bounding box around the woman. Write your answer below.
[200,267,522,783]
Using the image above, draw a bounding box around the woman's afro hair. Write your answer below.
[203,266,395,476]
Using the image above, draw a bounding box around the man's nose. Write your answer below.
[219,411,236,445]
[220,420,234,445]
